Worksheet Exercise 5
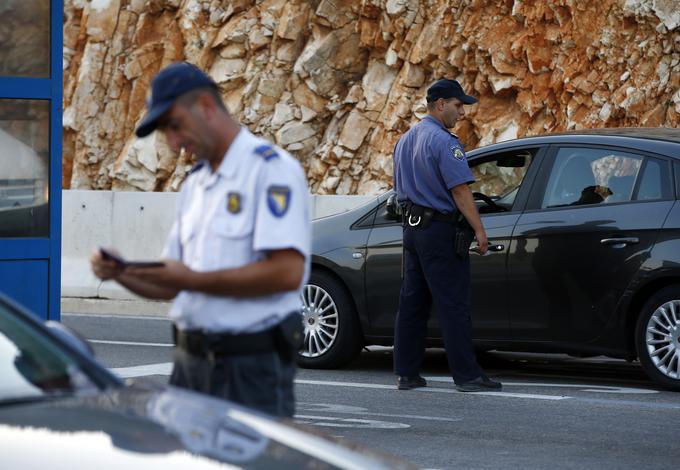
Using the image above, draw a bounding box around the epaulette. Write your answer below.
[254,144,279,161]
[188,160,205,174]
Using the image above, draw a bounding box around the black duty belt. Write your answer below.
[173,325,277,358]
[402,201,460,226]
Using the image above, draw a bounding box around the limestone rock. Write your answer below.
[338,110,372,151]
[61,0,680,194]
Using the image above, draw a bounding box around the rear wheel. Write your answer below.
[635,285,680,391]
[297,271,363,368]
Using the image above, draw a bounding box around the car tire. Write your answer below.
[297,271,363,369]
[635,285,680,391]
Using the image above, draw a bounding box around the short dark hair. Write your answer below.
[426,96,458,111]
[177,86,227,111]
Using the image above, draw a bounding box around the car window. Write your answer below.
[0,304,97,402]
[469,150,534,211]
[637,158,672,201]
[373,201,399,226]
[541,147,650,209]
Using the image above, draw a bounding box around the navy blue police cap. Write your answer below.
[135,62,218,138]
[426,79,478,105]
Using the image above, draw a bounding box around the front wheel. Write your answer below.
[297,271,363,369]
[635,285,680,391]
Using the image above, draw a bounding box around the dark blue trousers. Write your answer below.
[394,220,482,384]
[170,348,296,417]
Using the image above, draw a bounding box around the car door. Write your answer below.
[507,144,675,343]
[364,147,542,339]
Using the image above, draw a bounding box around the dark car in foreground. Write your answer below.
[299,128,680,391]
[0,294,414,469]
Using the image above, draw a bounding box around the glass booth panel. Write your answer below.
[0,0,51,77]
[0,99,50,238]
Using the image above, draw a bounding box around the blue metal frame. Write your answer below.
[0,0,62,321]
[49,0,64,322]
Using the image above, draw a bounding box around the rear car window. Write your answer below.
[636,158,672,201]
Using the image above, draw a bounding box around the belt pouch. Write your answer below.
[274,313,304,360]
[454,217,474,258]
[406,204,434,229]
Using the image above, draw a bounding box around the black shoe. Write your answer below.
[455,376,502,392]
[397,375,427,390]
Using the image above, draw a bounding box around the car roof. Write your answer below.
[469,127,680,158]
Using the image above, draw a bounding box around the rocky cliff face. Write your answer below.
[62,0,680,194]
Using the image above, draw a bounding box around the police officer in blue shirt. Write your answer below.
[393,79,502,392]
[91,62,311,416]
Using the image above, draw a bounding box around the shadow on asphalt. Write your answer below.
[343,347,655,388]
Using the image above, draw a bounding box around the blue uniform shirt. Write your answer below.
[393,115,474,214]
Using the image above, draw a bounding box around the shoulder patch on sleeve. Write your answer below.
[254,144,279,161]
[450,146,466,161]
[267,185,291,217]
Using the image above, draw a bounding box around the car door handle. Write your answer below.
[600,237,639,247]
[469,244,505,255]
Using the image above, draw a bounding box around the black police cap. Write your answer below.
[426,79,478,105]
[135,62,218,138]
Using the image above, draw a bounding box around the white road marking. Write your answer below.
[89,339,174,347]
[63,313,171,321]
[296,379,569,400]
[108,363,658,401]
[111,364,565,399]
[295,415,410,429]
[298,403,462,422]
[111,362,173,377]
[424,376,659,394]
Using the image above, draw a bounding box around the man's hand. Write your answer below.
[90,247,124,280]
[451,183,488,255]
[474,229,489,255]
[126,259,195,291]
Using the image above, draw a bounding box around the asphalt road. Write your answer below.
[64,312,680,470]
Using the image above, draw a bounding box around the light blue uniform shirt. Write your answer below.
[393,115,474,214]
[162,127,311,334]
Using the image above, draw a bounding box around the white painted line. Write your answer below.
[111,362,173,378]
[296,379,570,400]
[62,313,171,321]
[295,415,410,429]
[298,403,462,422]
[424,377,659,394]
[110,364,570,400]
[297,380,395,390]
[89,339,174,347]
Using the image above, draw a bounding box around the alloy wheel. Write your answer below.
[645,299,680,379]
[300,284,339,358]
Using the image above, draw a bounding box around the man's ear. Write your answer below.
[196,92,217,119]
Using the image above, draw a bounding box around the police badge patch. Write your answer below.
[227,192,241,214]
[267,186,291,217]
[451,146,465,161]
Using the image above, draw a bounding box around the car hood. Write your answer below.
[0,381,414,469]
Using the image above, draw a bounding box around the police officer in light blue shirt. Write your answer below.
[91,62,310,417]
[393,79,502,393]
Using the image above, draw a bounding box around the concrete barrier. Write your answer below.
[61,189,374,314]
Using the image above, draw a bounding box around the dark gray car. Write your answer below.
[0,293,414,469]
[299,128,680,391]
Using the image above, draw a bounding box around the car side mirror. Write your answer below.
[385,194,402,220]
[46,321,95,358]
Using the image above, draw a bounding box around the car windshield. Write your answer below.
[0,303,97,403]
